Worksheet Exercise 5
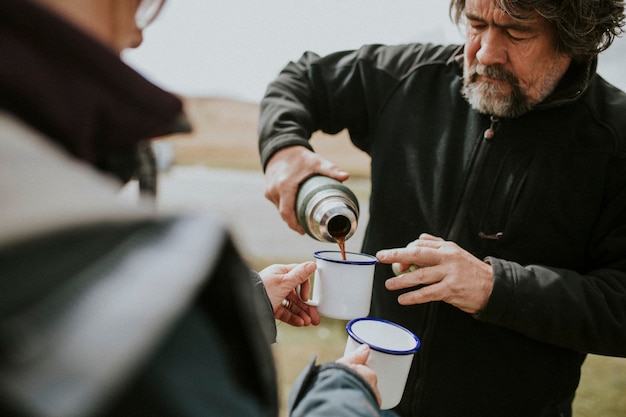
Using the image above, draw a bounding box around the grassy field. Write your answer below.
[173,96,626,417]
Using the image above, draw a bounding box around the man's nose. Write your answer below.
[475,30,507,66]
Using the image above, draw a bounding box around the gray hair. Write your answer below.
[449,0,625,61]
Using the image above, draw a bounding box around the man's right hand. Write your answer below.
[263,146,350,234]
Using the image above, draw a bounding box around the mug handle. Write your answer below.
[303,263,322,307]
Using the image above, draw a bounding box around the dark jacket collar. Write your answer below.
[0,0,190,179]
[537,58,596,109]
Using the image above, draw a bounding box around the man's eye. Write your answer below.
[469,23,487,32]
[507,31,530,41]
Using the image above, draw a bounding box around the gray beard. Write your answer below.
[461,64,532,118]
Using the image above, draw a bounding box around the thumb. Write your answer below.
[346,343,371,365]
[286,261,316,285]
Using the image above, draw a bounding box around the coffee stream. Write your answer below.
[334,234,347,260]
[328,215,350,260]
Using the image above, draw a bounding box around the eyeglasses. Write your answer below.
[135,0,166,30]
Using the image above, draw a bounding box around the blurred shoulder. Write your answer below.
[0,111,149,249]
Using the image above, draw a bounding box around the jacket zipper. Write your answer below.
[410,115,499,413]
[448,116,499,240]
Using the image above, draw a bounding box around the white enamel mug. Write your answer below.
[305,251,377,320]
[344,318,421,409]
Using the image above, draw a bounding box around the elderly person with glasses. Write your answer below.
[0,1,384,416]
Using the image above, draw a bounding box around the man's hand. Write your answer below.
[264,146,350,233]
[376,234,494,314]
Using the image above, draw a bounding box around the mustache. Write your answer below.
[469,64,519,86]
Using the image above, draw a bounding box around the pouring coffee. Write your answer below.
[296,175,359,259]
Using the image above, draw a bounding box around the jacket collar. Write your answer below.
[0,0,191,178]
[536,58,596,109]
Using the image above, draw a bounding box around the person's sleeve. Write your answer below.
[475,256,626,357]
[476,155,626,357]
[258,44,424,170]
[288,356,381,417]
[249,270,277,344]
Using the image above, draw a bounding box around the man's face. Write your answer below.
[462,0,572,118]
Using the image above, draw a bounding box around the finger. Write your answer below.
[260,263,297,277]
[284,293,320,325]
[280,263,315,303]
[307,304,321,325]
[275,307,306,326]
[263,186,279,207]
[317,160,350,182]
[277,190,305,234]
[336,345,382,406]
[406,238,420,248]
[276,297,311,326]
[292,307,319,326]
[284,261,316,287]
[398,240,424,272]
[392,262,419,276]
[276,185,298,224]
[385,266,441,291]
[287,295,306,312]
[341,343,370,365]
[283,295,319,325]
[413,238,444,249]
[418,233,445,242]
[376,245,439,266]
[396,281,445,306]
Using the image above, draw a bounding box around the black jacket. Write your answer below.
[258,43,626,416]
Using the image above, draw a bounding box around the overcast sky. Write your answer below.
[123,1,626,103]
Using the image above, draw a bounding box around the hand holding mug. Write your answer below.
[336,344,382,407]
[258,261,320,326]
[376,233,494,314]
[344,318,420,409]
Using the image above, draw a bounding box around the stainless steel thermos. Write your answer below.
[296,175,360,243]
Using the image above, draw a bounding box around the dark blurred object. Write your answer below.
[0,215,279,417]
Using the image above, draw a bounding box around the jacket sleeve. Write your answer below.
[477,156,626,357]
[479,261,626,357]
[258,44,434,169]
[288,357,381,417]
[249,270,278,344]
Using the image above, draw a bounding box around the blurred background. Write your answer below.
[125,0,625,102]
[121,2,626,416]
